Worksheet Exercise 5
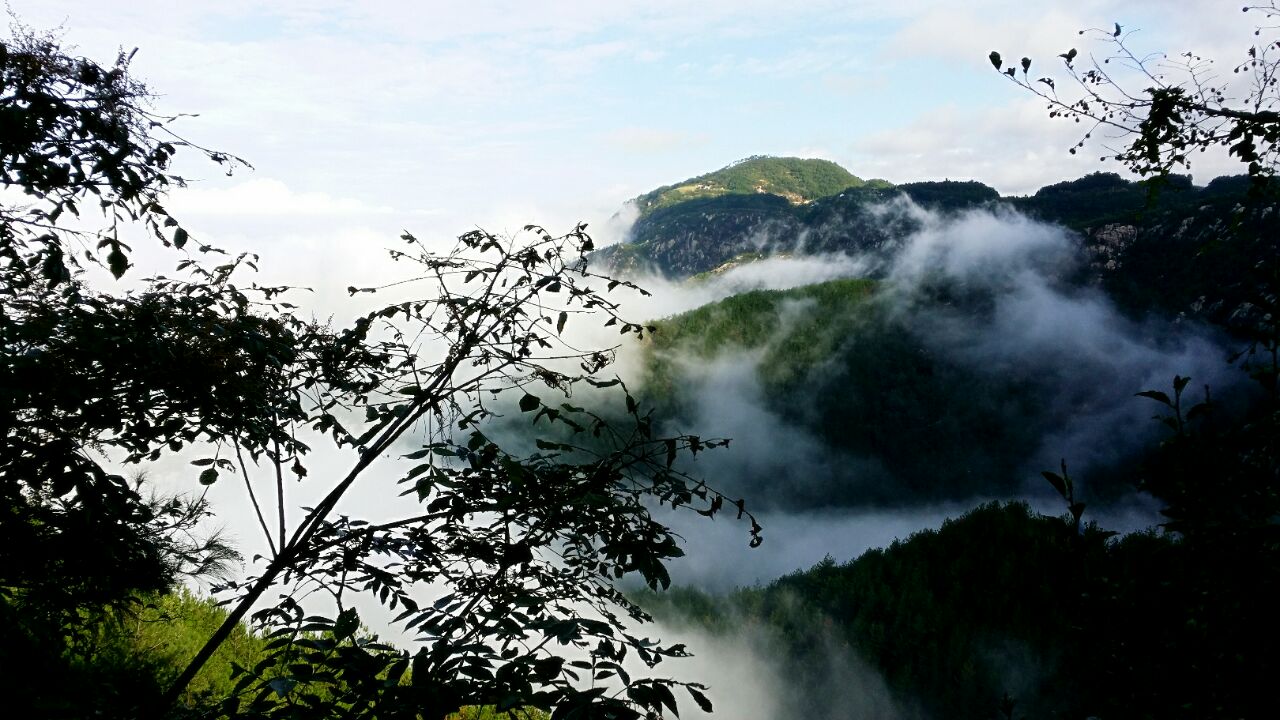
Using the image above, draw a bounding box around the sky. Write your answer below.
[14,0,1257,266]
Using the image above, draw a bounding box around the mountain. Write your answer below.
[593,178,1013,279]
[1021,173,1280,330]
[608,161,1279,509]
[595,160,1277,329]
[631,156,886,217]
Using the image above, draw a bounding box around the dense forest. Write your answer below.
[639,279,1061,506]
[640,496,1280,719]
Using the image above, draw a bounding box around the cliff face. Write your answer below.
[593,183,977,278]
[1056,178,1279,329]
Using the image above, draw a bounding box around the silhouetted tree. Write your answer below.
[990,4,1280,182]
[1,24,755,720]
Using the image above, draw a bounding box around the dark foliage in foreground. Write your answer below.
[1,25,757,720]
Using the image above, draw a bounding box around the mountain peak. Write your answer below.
[632,156,887,216]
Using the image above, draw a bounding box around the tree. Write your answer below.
[989,3,1280,182]
[0,24,758,720]
[0,23,256,699]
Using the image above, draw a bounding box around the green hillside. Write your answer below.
[4,589,270,716]
[640,279,1056,505]
[632,156,886,217]
[644,278,879,401]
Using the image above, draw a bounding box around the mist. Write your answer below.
[647,616,920,720]
[581,195,1247,585]
[878,204,1240,487]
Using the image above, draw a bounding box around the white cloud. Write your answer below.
[170,178,402,217]
[847,98,1100,193]
[849,91,1248,194]
[602,127,709,154]
[887,0,1251,67]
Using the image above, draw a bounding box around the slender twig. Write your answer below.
[234,443,277,558]
[273,424,287,552]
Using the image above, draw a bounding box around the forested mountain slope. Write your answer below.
[616,158,1280,720]
[639,280,1061,506]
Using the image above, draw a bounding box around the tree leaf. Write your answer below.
[334,608,359,640]
[687,686,713,713]
[520,393,540,412]
[107,245,128,278]
[1135,390,1173,407]
[1041,471,1067,499]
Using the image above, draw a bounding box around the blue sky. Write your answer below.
[17,1,1248,276]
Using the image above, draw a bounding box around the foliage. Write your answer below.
[990,5,1280,183]
[640,503,1082,719]
[133,591,274,704]
[0,586,261,718]
[890,180,1000,211]
[0,24,244,279]
[599,192,802,277]
[0,25,756,720]
[0,21,256,623]
[1006,171,1193,228]
[631,156,880,217]
[448,706,548,720]
[0,27,338,718]
[2,583,554,719]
